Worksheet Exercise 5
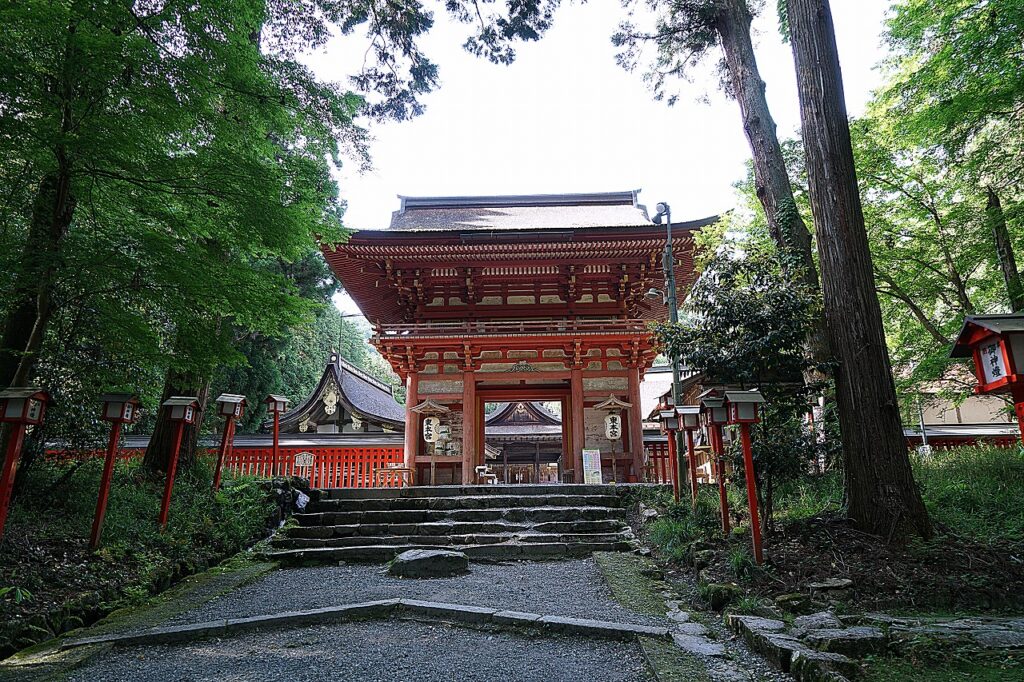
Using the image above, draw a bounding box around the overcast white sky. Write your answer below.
[303,1,893,317]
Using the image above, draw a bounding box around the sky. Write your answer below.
[302,1,894,318]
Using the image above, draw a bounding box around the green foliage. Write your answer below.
[7,456,273,579]
[912,445,1024,542]
[727,546,755,580]
[654,242,835,530]
[0,586,33,605]
[648,494,724,561]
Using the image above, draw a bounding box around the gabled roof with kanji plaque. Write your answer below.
[484,401,563,440]
[273,351,404,431]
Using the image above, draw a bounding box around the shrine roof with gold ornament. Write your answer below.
[269,351,405,431]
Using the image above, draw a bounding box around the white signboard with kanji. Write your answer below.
[582,449,602,484]
[294,451,315,468]
[980,340,1007,384]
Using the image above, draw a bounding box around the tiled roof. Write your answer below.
[390,191,652,231]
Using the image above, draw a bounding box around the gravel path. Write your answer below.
[70,619,654,682]
[163,559,673,629]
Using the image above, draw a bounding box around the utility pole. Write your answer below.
[652,202,686,491]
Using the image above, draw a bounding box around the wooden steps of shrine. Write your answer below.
[262,484,639,565]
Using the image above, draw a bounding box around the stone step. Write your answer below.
[261,541,637,565]
[319,484,617,500]
[284,518,629,540]
[295,506,626,527]
[271,532,633,550]
[310,494,621,513]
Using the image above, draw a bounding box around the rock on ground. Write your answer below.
[388,549,469,578]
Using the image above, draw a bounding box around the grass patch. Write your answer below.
[862,653,1024,681]
[912,445,1024,542]
[639,636,711,682]
[593,552,667,617]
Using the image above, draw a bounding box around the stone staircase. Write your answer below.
[264,484,638,564]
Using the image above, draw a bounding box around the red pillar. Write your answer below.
[627,368,645,482]
[404,372,419,471]
[158,420,186,531]
[666,429,680,502]
[739,423,764,564]
[685,428,699,508]
[271,411,280,478]
[711,424,731,535]
[213,418,234,490]
[90,421,123,548]
[1013,385,1024,443]
[461,372,476,484]
[0,424,27,542]
[570,368,585,483]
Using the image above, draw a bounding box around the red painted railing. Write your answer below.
[45,445,406,488]
[224,446,404,488]
[645,442,672,485]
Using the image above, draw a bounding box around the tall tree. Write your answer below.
[613,0,830,373]
[786,0,931,539]
[881,0,1024,312]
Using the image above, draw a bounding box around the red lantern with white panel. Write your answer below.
[0,387,51,541]
[724,389,767,565]
[698,389,731,535]
[264,394,291,478]
[91,394,140,548]
[157,396,200,530]
[213,394,248,490]
[950,314,1024,441]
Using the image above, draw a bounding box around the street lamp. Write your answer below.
[0,386,50,541]
[725,389,767,564]
[91,393,140,548]
[699,389,731,535]
[264,394,290,478]
[213,394,247,490]
[652,201,686,490]
[158,395,199,530]
[676,405,701,508]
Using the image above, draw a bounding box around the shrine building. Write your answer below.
[323,190,714,485]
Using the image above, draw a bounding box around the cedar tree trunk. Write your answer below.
[143,368,212,475]
[714,0,831,374]
[787,0,931,539]
[986,188,1024,312]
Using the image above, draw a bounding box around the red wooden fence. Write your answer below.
[645,442,673,485]
[46,445,406,488]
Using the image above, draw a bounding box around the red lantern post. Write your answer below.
[726,389,767,565]
[657,402,681,502]
[213,394,247,489]
[700,390,730,535]
[158,396,199,531]
[951,314,1024,442]
[263,395,290,478]
[0,387,50,542]
[677,406,702,509]
[90,394,140,548]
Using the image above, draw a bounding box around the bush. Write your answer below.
[4,456,274,595]
[649,494,724,560]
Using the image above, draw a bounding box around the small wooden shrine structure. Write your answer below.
[324,191,711,484]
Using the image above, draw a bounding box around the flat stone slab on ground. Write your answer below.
[803,626,886,657]
[672,633,726,657]
[793,611,843,631]
[388,549,469,578]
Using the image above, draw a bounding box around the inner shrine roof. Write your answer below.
[390,191,654,231]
